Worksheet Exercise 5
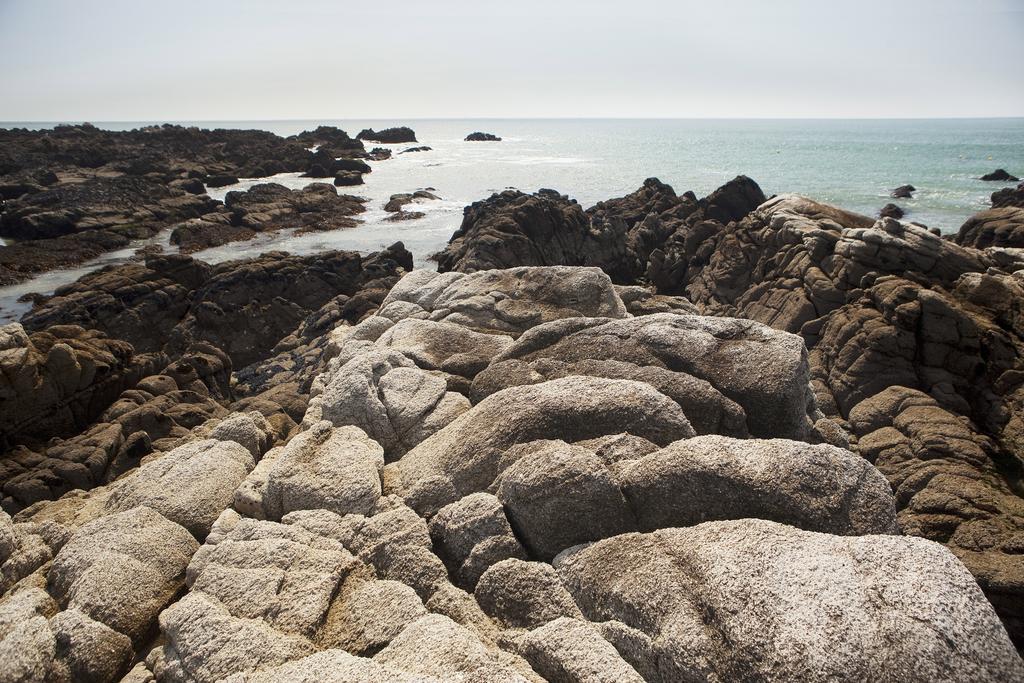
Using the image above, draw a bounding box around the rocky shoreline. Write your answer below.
[1,125,1023,681]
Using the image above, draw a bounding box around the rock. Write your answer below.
[377,267,628,337]
[333,158,372,174]
[981,169,1019,182]
[474,558,583,630]
[306,349,470,460]
[49,506,198,644]
[261,422,383,520]
[473,313,815,439]
[891,184,916,198]
[0,323,165,451]
[497,441,636,560]
[399,146,432,154]
[428,493,526,587]
[991,182,1024,209]
[220,649,440,682]
[356,127,417,144]
[103,437,257,538]
[954,206,1024,249]
[880,202,904,219]
[21,244,412,370]
[557,519,1024,682]
[367,147,392,161]
[373,613,535,681]
[389,376,694,516]
[204,174,238,188]
[324,579,427,655]
[157,591,317,683]
[333,171,363,186]
[515,617,645,683]
[50,608,134,683]
[465,132,502,142]
[619,435,898,535]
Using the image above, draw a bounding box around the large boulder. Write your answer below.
[387,376,695,516]
[261,422,384,520]
[556,519,1024,682]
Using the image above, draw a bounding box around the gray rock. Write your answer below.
[389,376,694,516]
[262,422,384,520]
[221,648,442,682]
[374,613,537,681]
[185,517,360,639]
[556,519,1024,682]
[475,558,583,630]
[156,591,316,683]
[50,608,134,683]
[378,267,628,337]
[429,493,526,587]
[308,349,469,459]
[104,438,256,538]
[619,435,898,535]
[516,617,645,683]
[376,318,513,379]
[324,579,427,654]
[49,506,198,643]
[497,441,636,560]
[475,313,815,439]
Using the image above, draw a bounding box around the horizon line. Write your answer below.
[3,115,1024,124]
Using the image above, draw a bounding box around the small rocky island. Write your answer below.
[1,125,1023,682]
[466,131,502,141]
[356,126,418,144]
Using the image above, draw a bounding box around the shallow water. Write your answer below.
[1,118,1022,322]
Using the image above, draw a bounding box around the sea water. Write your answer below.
[1,118,1022,321]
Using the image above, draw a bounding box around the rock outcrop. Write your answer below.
[981,169,1020,182]
[356,127,417,144]
[0,124,371,284]
[465,132,502,141]
[1,265,1021,682]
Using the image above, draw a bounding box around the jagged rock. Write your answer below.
[891,184,916,198]
[0,323,165,450]
[556,519,1024,682]
[880,203,904,219]
[465,132,502,141]
[333,171,363,186]
[981,169,1019,182]
[49,506,198,644]
[389,376,695,516]
[261,422,384,520]
[20,243,411,369]
[954,206,1024,249]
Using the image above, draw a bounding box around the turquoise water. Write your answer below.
[1,118,1022,321]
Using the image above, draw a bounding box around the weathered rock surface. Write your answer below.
[557,519,1024,682]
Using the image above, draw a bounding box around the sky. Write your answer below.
[1,0,1022,121]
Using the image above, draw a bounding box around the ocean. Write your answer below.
[1,118,1022,322]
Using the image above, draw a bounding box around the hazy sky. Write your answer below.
[1,0,1022,120]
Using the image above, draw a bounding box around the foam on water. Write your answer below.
[1,117,1022,323]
